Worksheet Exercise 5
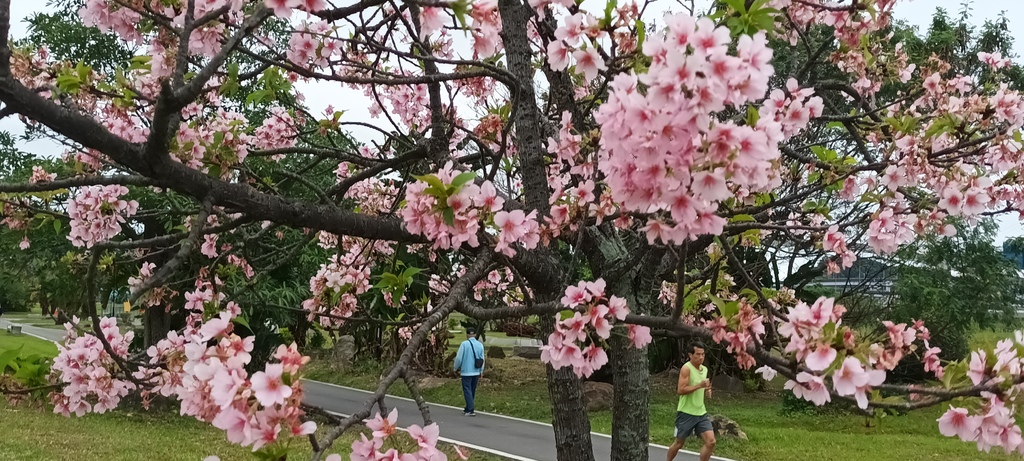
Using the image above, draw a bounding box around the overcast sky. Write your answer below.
[4,0,1024,244]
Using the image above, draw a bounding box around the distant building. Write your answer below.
[1002,241,1024,270]
[812,257,895,298]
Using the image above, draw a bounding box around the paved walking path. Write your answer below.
[1,319,65,342]
[1,319,729,461]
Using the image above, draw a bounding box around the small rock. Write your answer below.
[332,335,356,367]
[711,374,746,394]
[512,345,541,359]
[499,321,540,338]
[708,414,747,441]
[583,381,614,412]
[417,376,452,390]
[487,346,506,359]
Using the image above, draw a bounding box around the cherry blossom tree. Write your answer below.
[3,0,1024,460]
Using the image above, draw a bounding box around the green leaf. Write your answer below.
[413,174,447,197]
[724,0,747,13]
[53,219,62,233]
[232,315,251,331]
[451,0,470,29]
[75,61,92,82]
[602,0,618,28]
[13,363,40,380]
[128,55,152,71]
[709,295,740,318]
[635,19,645,50]
[0,346,24,373]
[450,172,477,190]
[683,292,698,312]
[730,214,756,223]
[55,74,81,94]
[746,105,759,126]
[442,207,455,226]
[401,267,424,279]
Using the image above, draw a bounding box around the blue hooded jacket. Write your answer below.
[454,338,485,376]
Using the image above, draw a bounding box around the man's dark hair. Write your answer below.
[466,327,477,336]
[689,341,706,354]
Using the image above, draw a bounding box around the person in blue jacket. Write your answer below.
[454,327,485,416]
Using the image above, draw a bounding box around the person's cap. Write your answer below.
[466,327,477,335]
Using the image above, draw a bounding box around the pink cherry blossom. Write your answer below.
[938,406,982,442]
[419,8,447,39]
[365,408,399,439]
[572,48,606,82]
[250,363,293,406]
[755,365,777,381]
[785,372,831,406]
[628,324,652,348]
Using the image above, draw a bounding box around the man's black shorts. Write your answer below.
[674,412,713,439]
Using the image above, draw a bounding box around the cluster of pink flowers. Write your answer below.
[127,261,177,308]
[778,297,849,374]
[67,185,140,248]
[402,163,490,250]
[788,0,894,48]
[253,106,298,154]
[301,247,372,328]
[540,279,652,378]
[544,112,626,238]
[979,51,1012,70]
[402,162,541,256]
[774,297,938,409]
[28,166,56,183]
[704,299,765,369]
[50,317,135,416]
[936,335,1024,454]
[541,3,641,83]
[265,0,329,18]
[469,0,502,59]
[822,225,857,274]
[344,176,400,216]
[79,0,142,42]
[472,268,532,307]
[352,408,467,461]
[134,310,315,451]
[493,209,541,257]
[865,206,922,255]
[593,15,820,245]
[174,107,254,176]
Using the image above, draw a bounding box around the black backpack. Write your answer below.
[470,339,484,368]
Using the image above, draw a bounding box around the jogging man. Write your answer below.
[667,341,716,461]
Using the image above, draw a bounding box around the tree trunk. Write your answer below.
[144,307,170,349]
[543,312,596,461]
[293,311,309,350]
[100,288,112,317]
[611,332,651,461]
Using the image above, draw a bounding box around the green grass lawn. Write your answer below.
[0,330,58,356]
[0,332,504,461]
[0,403,501,461]
[306,354,1017,461]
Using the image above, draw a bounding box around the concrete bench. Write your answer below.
[6,324,22,335]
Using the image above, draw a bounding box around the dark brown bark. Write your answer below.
[540,314,597,461]
[610,332,650,461]
[497,1,596,459]
[143,306,171,349]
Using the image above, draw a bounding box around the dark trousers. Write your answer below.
[461,375,479,413]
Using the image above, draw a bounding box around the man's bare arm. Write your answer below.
[677,366,710,396]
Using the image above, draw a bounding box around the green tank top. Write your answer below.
[677,362,708,416]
